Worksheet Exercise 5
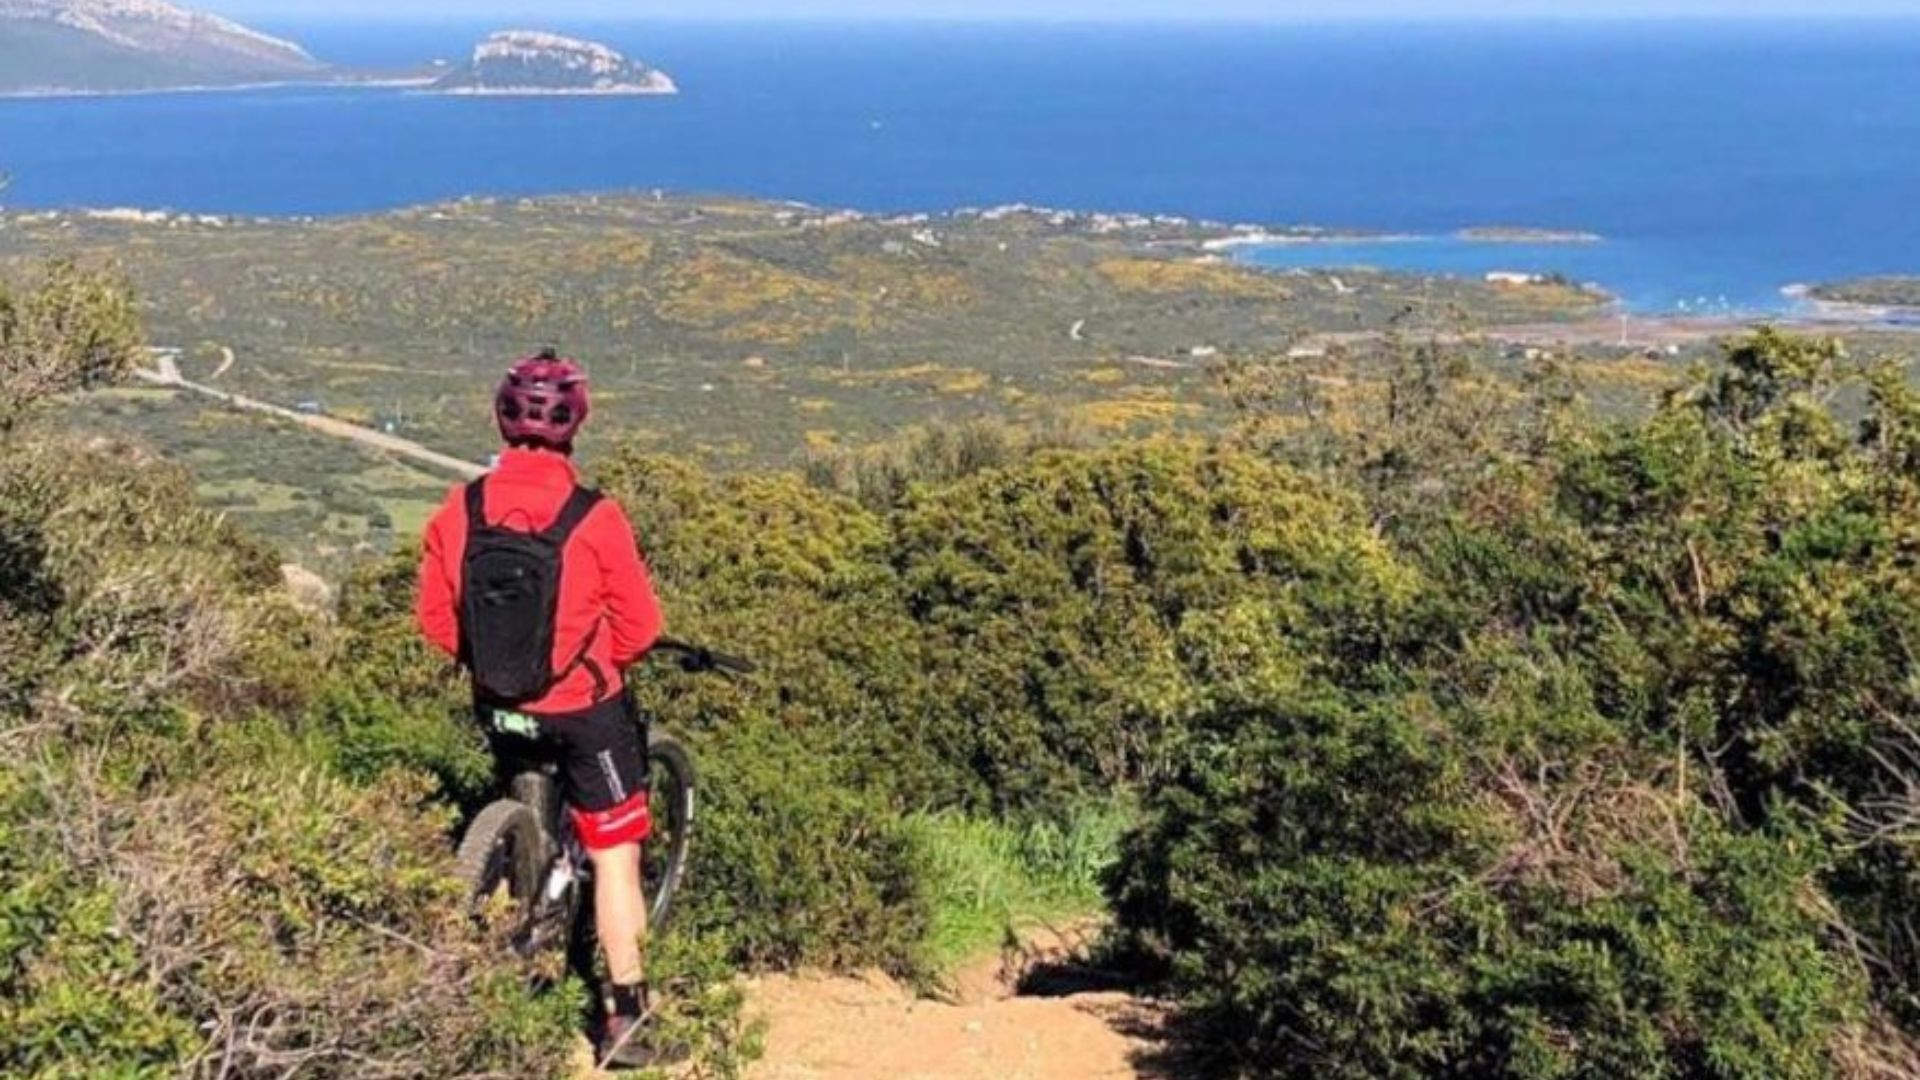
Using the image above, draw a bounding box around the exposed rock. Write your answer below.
[280,563,335,614]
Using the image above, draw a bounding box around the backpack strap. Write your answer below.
[456,480,486,669]
[544,484,610,700]
[540,486,604,546]
[463,478,488,529]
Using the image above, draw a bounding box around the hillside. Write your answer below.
[0,194,1633,566]
[6,250,1920,1076]
[0,0,322,93]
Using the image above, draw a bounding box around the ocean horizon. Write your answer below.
[3,18,1919,313]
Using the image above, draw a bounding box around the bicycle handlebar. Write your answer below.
[650,638,758,677]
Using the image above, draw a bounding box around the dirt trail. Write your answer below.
[743,927,1172,1080]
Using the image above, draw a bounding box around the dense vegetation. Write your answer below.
[5,252,1917,1079]
[1114,332,1920,1076]
[1,265,583,1077]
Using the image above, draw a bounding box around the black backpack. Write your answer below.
[459,479,604,704]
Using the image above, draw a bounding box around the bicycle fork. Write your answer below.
[509,771,593,949]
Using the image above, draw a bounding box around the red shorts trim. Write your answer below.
[570,790,651,850]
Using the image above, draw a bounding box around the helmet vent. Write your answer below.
[496,351,589,448]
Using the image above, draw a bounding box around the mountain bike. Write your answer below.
[453,639,754,973]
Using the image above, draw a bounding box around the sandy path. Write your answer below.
[569,932,1170,1080]
[745,975,1158,1080]
[743,928,1171,1080]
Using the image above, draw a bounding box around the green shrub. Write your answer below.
[1111,669,1866,1078]
[1,430,577,1075]
[113,763,577,1078]
[1110,331,1920,1076]
[1443,335,1920,1026]
[315,551,493,804]
[641,930,768,1079]
[801,415,1091,512]
[887,439,1417,808]
[599,439,1416,813]
[0,259,141,436]
[0,438,288,735]
[671,713,933,975]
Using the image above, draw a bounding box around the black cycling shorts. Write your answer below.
[477,694,649,815]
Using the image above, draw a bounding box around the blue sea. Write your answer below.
[3,19,1920,313]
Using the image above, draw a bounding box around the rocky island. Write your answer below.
[431,31,677,96]
[0,0,323,93]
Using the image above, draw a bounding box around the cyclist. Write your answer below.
[415,349,668,1068]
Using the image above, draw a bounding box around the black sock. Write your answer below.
[610,983,648,1018]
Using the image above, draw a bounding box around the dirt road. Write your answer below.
[135,348,484,480]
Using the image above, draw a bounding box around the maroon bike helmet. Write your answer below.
[495,348,590,449]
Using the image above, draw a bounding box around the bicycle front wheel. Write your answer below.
[455,799,547,956]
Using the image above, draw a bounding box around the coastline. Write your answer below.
[6,187,1916,337]
[0,76,682,102]
[0,76,439,101]
[427,83,679,97]
[1201,227,1604,253]
[1202,230,1422,251]
[1217,236,1920,329]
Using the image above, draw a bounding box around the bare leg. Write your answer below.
[589,841,648,990]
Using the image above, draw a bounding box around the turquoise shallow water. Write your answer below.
[2,20,1918,313]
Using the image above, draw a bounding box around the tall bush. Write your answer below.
[1,264,579,1077]
[1109,331,1920,1075]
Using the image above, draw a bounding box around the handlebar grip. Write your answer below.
[705,650,758,676]
[653,639,757,676]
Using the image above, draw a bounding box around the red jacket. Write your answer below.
[417,447,664,715]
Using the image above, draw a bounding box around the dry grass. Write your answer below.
[1829,707,1920,1004]
[1477,756,1694,905]
[1841,712,1920,853]
[1834,1015,1920,1080]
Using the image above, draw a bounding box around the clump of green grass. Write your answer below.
[903,801,1131,973]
